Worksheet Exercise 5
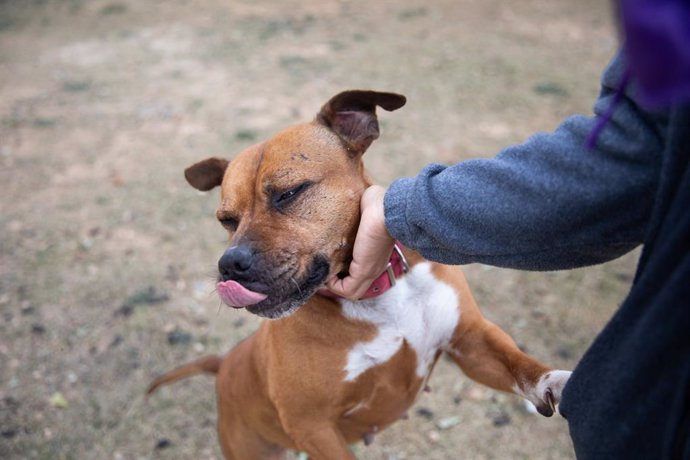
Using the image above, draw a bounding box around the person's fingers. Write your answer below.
[326,242,394,300]
[326,275,373,301]
[325,185,394,299]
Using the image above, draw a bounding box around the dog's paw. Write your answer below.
[521,370,572,417]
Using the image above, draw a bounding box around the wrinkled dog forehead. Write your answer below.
[259,123,352,174]
[217,124,350,200]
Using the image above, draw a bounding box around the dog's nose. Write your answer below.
[218,245,255,280]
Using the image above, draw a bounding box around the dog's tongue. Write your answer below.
[217,280,267,308]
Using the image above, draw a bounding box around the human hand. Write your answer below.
[326,185,395,300]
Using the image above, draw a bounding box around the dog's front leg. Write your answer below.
[447,311,571,417]
[447,313,571,416]
[286,424,355,460]
[439,267,571,416]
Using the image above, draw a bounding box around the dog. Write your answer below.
[147,90,571,460]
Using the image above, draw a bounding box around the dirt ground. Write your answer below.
[0,0,636,459]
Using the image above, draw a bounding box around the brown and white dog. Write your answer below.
[147,90,571,460]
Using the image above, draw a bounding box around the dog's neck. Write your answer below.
[319,242,409,300]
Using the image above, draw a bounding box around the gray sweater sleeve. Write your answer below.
[384,54,668,270]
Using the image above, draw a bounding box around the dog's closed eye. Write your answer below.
[271,182,313,210]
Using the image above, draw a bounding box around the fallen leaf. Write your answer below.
[49,392,68,409]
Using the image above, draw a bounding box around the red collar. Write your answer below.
[320,242,409,300]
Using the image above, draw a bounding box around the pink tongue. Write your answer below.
[217,280,267,308]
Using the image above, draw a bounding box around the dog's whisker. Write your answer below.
[290,277,302,296]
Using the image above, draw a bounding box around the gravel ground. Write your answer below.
[0,1,633,458]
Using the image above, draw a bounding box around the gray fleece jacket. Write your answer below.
[384,53,668,271]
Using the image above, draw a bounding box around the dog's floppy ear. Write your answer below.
[316,90,406,154]
[184,157,229,191]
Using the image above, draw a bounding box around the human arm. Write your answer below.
[327,53,668,298]
[384,53,667,270]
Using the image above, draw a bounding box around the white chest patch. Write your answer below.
[340,263,460,382]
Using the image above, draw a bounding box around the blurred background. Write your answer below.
[0,0,636,458]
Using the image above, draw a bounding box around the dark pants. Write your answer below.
[560,110,690,460]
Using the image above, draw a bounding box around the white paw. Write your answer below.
[521,370,571,417]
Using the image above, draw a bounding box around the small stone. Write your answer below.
[167,330,192,346]
[125,286,169,306]
[492,411,512,427]
[533,82,569,97]
[427,430,441,443]
[415,407,434,419]
[113,304,133,317]
[79,237,93,250]
[155,438,172,450]
[110,335,124,348]
[2,397,20,413]
[435,415,461,430]
[1,428,18,439]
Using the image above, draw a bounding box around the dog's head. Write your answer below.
[185,90,406,318]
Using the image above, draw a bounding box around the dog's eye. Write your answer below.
[273,182,312,208]
[219,217,239,230]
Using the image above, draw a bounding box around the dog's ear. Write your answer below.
[316,90,406,154]
[184,157,229,191]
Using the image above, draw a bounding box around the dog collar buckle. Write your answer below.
[383,264,396,289]
[387,243,409,286]
[362,242,408,299]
